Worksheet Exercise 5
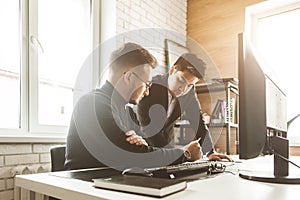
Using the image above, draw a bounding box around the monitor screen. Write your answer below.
[238,33,267,159]
[238,33,287,159]
[237,33,300,183]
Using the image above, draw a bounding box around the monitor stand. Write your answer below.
[239,136,300,184]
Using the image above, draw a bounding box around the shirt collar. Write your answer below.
[105,81,128,110]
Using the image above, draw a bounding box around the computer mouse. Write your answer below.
[122,167,153,177]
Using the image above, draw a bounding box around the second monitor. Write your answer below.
[238,33,300,184]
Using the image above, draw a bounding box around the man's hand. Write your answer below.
[208,153,233,162]
[183,140,202,161]
[125,130,148,146]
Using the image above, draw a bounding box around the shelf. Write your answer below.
[209,123,238,128]
[196,78,239,155]
[196,80,238,94]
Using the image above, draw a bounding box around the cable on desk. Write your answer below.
[264,137,300,170]
[273,150,300,169]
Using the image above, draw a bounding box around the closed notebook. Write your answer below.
[93,175,187,197]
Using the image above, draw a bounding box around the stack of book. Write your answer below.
[211,98,235,124]
[93,175,187,197]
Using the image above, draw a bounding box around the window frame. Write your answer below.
[0,0,103,141]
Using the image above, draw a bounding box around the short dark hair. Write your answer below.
[173,53,206,79]
[109,43,157,71]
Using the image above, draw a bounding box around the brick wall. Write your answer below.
[116,0,187,72]
[0,1,187,200]
[0,143,63,200]
[117,0,186,35]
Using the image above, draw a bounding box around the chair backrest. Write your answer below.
[50,145,66,172]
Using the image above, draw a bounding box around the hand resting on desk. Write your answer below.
[208,153,233,162]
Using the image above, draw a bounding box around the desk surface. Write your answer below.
[15,156,300,200]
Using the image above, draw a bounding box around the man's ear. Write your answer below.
[123,71,131,85]
[169,65,176,75]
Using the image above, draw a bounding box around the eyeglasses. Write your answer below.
[131,72,152,90]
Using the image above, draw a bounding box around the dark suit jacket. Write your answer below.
[137,74,214,154]
[65,81,186,170]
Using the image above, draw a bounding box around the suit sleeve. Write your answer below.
[182,89,215,154]
[137,89,171,147]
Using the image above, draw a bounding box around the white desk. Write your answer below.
[14,156,300,200]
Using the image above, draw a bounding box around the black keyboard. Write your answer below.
[146,161,213,179]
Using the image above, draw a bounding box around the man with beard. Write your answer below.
[65,43,202,170]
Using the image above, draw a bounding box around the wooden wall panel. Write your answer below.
[290,146,300,156]
[187,0,264,78]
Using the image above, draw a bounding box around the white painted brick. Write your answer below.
[129,10,140,22]
[131,4,146,18]
[0,167,12,179]
[158,7,169,17]
[40,153,51,163]
[5,179,14,190]
[147,2,160,14]
[173,13,186,26]
[131,0,140,7]
[116,0,187,43]
[0,190,13,200]
[33,144,60,153]
[117,9,127,20]
[118,0,130,6]
[140,16,154,27]
[116,1,124,11]
[154,0,167,8]
[0,179,5,190]
[0,156,3,166]
[5,154,39,166]
[140,1,149,10]
[128,22,138,30]
[0,144,32,155]
[131,18,145,29]
[170,16,181,26]
[146,12,157,23]
[123,3,130,14]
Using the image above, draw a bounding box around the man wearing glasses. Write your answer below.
[137,53,232,161]
[65,44,202,170]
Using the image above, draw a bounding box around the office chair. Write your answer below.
[49,145,66,200]
[50,145,66,172]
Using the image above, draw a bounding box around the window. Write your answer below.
[30,0,92,133]
[0,0,101,137]
[0,1,21,129]
[245,0,300,145]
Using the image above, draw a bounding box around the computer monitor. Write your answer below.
[238,33,300,184]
